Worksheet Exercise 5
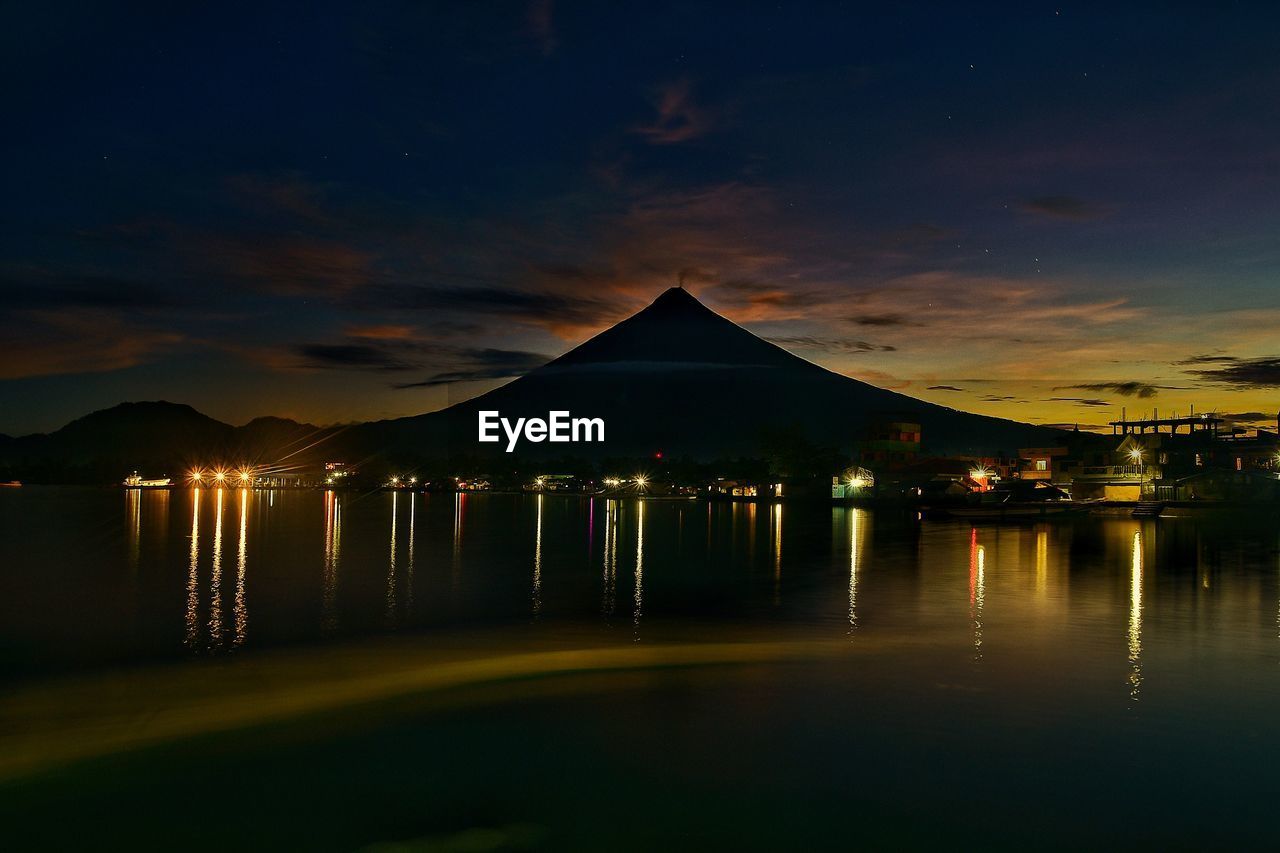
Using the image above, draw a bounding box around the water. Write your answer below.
[2,487,1279,849]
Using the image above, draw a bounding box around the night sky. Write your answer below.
[4,3,1279,435]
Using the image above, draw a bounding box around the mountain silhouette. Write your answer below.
[0,402,331,482]
[0,288,1082,481]
[349,287,1072,460]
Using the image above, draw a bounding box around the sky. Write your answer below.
[3,2,1280,435]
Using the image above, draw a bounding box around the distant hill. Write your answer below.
[0,402,332,483]
[345,287,1079,461]
[0,289,1090,482]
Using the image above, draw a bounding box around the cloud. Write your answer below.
[1055,381,1189,398]
[1184,355,1280,388]
[1045,396,1110,407]
[719,280,832,314]
[346,284,621,332]
[292,335,549,385]
[344,324,417,340]
[392,348,550,388]
[766,335,895,354]
[0,310,184,379]
[634,80,712,144]
[926,385,965,392]
[295,344,418,371]
[1176,353,1239,365]
[849,313,913,327]
[1018,195,1112,221]
[1220,411,1275,425]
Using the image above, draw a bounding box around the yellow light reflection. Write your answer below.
[633,499,645,636]
[386,491,398,627]
[969,528,985,661]
[208,488,225,647]
[848,508,867,633]
[772,503,783,605]
[185,489,200,649]
[233,488,248,647]
[322,491,342,632]
[532,494,543,616]
[1035,528,1048,599]
[126,488,141,574]
[602,500,618,616]
[406,493,416,613]
[1128,529,1143,702]
[452,492,464,592]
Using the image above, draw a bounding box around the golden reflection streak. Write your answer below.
[322,491,341,632]
[452,492,464,592]
[772,502,783,605]
[633,499,645,636]
[233,488,248,648]
[0,638,883,784]
[848,508,866,633]
[532,494,543,616]
[406,493,416,613]
[185,489,200,649]
[602,500,617,616]
[1128,529,1143,702]
[969,528,984,661]
[386,492,398,627]
[126,489,141,573]
[1035,528,1048,599]
[208,488,225,648]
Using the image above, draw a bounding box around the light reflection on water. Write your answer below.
[233,488,248,648]
[322,490,341,632]
[633,498,644,637]
[847,507,866,633]
[1129,528,1143,702]
[208,488,224,647]
[386,491,398,627]
[601,499,618,617]
[4,488,1280,704]
[4,488,1280,848]
[184,489,200,648]
[532,494,543,617]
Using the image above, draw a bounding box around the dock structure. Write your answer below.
[1109,407,1223,437]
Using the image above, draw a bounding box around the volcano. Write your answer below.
[350,287,1069,460]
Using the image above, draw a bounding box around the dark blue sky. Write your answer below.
[3,2,1279,433]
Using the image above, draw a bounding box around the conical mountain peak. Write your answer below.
[645,285,710,314]
[545,285,806,370]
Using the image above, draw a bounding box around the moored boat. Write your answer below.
[123,472,172,488]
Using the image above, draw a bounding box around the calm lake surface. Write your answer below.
[2,487,1279,850]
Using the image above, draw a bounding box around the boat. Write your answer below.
[123,472,172,488]
[0,480,20,488]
